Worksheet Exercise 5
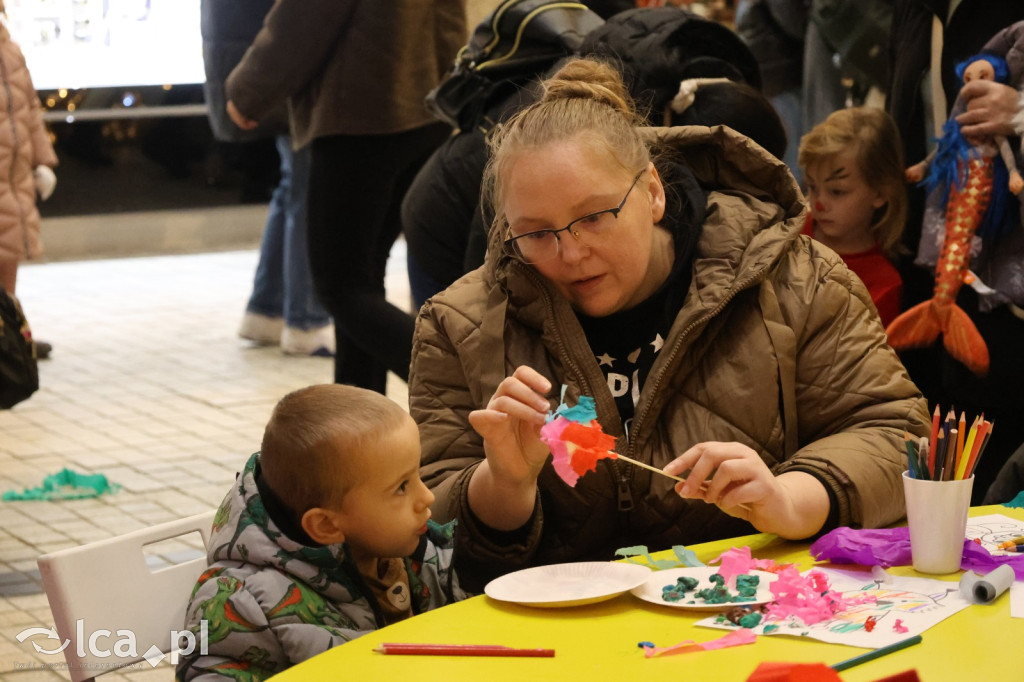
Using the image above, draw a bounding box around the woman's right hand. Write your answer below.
[466,366,552,531]
[468,366,552,485]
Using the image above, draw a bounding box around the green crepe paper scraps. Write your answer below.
[2,468,120,501]
[615,544,704,569]
[1003,491,1024,509]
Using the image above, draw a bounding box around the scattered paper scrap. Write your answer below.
[616,544,704,569]
[639,627,756,658]
[2,468,120,501]
[701,567,973,649]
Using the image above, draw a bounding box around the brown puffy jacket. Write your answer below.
[410,124,930,588]
[0,26,56,262]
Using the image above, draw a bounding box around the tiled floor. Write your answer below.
[0,242,411,680]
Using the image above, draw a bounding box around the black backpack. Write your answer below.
[0,285,38,409]
[425,0,605,131]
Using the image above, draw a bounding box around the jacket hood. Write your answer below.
[581,7,762,108]
[208,454,365,603]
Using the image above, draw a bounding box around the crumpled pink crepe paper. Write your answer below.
[810,526,1024,579]
[710,546,789,585]
[763,566,874,625]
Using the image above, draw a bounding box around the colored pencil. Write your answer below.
[374,643,555,657]
[956,412,966,468]
[934,430,946,481]
[997,536,1024,549]
[918,436,930,480]
[955,416,979,481]
[968,421,994,479]
[928,405,940,475]
[942,428,957,481]
[903,433,917,478]
[830,635,923,672]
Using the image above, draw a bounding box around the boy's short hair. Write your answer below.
[259,384,411,518]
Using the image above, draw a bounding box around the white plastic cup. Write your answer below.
[902,471,974,574]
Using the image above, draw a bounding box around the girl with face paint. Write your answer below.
[798,107,908,328]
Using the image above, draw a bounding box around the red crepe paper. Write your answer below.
[542,416,617,487]
[746,662,841,682]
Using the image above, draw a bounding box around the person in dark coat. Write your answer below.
[403,5,781,310]
[886,0,1024,503]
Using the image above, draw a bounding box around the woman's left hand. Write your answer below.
[664,441,831,539]
[663,441,781,519]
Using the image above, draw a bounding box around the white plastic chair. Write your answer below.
[36,510,216,682]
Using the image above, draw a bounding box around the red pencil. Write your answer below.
[374,643,555,657]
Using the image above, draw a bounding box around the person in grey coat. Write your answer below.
[201,0,333,356]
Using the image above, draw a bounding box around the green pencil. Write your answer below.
[830,635,923,672]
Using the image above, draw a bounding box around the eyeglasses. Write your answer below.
[503,168,646,264]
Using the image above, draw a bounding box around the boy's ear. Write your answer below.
[301,507,346,545]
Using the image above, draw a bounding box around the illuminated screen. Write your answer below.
[5,0,205,91]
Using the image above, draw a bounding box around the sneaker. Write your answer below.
[239,312,284,345]
[281,324,335,357]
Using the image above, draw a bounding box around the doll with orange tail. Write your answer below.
[888,53,1023,377]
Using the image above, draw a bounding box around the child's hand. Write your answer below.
[1010,171,1024,195]
[33,166,56,200]
[905,163,926,184]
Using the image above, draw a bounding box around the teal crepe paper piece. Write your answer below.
[2,468,120,501]
[615,545,705,570]
[1003,490,1024,509]
[547,384,599,424]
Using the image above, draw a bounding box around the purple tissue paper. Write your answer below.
[809,527,912,567]
[811,526,1024,579]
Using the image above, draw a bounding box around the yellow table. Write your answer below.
[273,506,1023,681]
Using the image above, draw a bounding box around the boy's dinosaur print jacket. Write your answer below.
[175,453,465,681]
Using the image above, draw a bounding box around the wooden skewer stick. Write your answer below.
[613,453,751,512]
[615,453,685,482]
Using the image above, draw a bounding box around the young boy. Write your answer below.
[176,384,465,680]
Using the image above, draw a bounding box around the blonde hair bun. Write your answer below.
[541,58,634,118]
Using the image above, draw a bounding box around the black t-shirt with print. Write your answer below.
[574,154,705,439]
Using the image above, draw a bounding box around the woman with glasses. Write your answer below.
[410,58,930,591]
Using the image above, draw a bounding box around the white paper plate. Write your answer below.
[484,561,652,608]
[631,566,778,610]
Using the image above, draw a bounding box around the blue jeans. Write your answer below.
[246,136,330,330]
